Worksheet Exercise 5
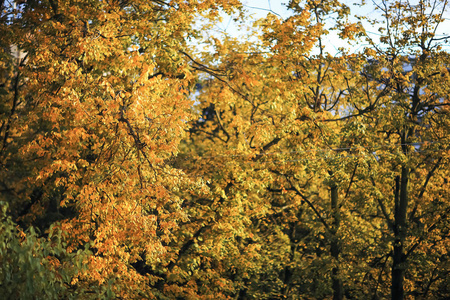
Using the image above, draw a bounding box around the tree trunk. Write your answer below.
[330,181,343,300]
[391,165,409,300]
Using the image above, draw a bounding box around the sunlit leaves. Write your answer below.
[1,0,450,298]
[0,0,242,298]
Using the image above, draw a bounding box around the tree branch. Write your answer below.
[285,176,330,232]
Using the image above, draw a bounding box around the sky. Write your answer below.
[211,0,450,55]
[212,0,373,55]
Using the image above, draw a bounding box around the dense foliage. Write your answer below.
[1,0,449,299]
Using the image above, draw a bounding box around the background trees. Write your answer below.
[352,1,450,298]
[1,0,449,299]
[178,0,450,299]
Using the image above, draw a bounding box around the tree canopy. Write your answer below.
[1,0,449,299]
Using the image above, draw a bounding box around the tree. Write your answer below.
[0,0,240,298]
[1,0,450,298]
[175,1,369,298]
[351,1,450,298]
[177,0,450,299]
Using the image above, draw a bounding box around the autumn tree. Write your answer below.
[0,0,240,298]
[2,0,450,298]
[173,1,371,298]
[176,0,450,299]
[349,1,450,298]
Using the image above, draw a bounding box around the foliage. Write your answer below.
[0,202,93,299]
[1,0,240,298]
[1,0,450,299]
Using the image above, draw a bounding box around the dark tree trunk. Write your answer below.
[330,181,343,300]
[391,165,409,300]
